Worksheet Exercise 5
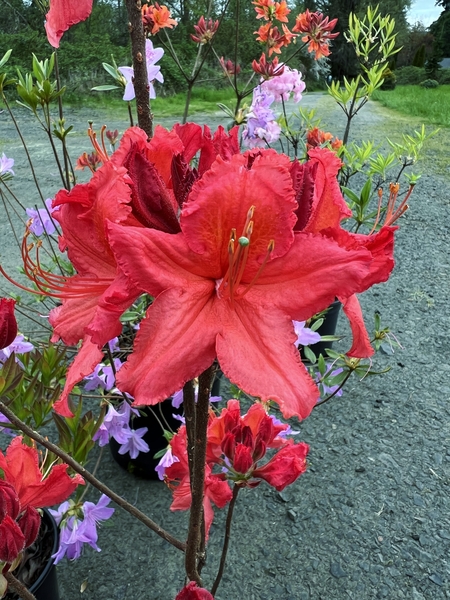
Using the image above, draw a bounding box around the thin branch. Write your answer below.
[0,400,186,552]
[211,483,240,596]
[4,572,37,600]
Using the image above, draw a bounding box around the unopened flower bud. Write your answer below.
[0,299,17,350]
[0,515,25,563]
[17,506,41,548]
[0,481,20,522]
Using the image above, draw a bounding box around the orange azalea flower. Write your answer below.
[141,3,177,35]
[253,0,290,23]
[255,23,295,55]
[306,127,342,152]
[293,9,339,60]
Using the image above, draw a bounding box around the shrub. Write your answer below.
[420,79,439,88]
[380,68,396,90]
[437,69,450,85]
[394,66,426,85]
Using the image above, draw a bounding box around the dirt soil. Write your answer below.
[0,94,449,600]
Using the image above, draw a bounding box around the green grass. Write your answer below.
[64,86,237,118]
[373,85,450,128]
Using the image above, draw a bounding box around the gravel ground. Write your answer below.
[0,94,449,600]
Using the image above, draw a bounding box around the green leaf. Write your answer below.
[91,84,120,92]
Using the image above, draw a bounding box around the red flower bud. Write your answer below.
[0,514,25,563]
[17,506,41,548]
[0,299,17,350]
[233,443,254,474]
[253,437,267,462]
[221,431,236,461]
[175,581,215,599]
[0,480,20,521]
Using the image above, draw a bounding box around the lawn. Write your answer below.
[373,84,450,128]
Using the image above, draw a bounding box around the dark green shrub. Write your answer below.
[395,66,426,85]
[437,69,450,85]
[420,79,439,88]
[380,68,396,90]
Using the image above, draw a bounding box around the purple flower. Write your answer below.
[293,321,321,347]
[0,153,14,177]
[81,494,114,549]
[155,447,180,480]
[84,357,122,391]
[25,198,56,236]
[0,334,34,364]
[118,39,164,101]
[0,412,15,437]
[108,337,120,352]
[51,516,92,563]
[51,496,114,563]
[261,66,306,103]
[93,402,132,446]
[242,87,281,148]
[269,414,300,438]
[171,388,222,409]
[316,366,344,399]
[118,427,150,459]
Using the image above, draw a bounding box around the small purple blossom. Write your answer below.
[269,414,300,438]
[316,366,344,399]
[25,198,56,236]
[0,334,34,364]
[50,496,114,564]
[155,447,180,480]
[0,413,15,437]
[261,66,306,103]
[293,321,321,347]
[172,388,222,408]
[118,39,164,101]
[118,426,150,459]
[108,337,120,352]
[84,357,122,392]
[93,401,132,446]
[0,153,14,177]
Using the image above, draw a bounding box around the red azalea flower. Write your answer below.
[252,54,284,79]
[15,124,238,417]
[252,440,309,491]
[0,439,83,567]
[0,437,84,509]
[191,16,219,44]
[45,0,93,48]
[219,57,241,76]
[0,298,17,350]
[292,10,339,60]
[107,146,389,420]
[175,581,214,600]
[165,426,232,538]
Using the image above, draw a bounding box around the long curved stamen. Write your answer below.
[370,183,413,234]
[0,228,112,299]
[87,124,110,164]
[218,206,275,304]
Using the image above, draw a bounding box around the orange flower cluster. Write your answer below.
[306,127,343,152]
[292,9,339,59]
[255,22,295,56]
[141,2,177,35]
[253,0,290,23]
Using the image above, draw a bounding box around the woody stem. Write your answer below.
[4,572,37,600]
[184,365,215,585]
[0,400,186,552]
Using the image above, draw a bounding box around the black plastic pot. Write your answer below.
[6,509,60,600]
[109,398,183,479]
[301,300,342,359]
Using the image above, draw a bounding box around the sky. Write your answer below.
[407,0,443,26]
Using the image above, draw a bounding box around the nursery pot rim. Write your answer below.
[29,508,59,593]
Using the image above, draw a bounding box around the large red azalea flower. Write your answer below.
[43,124,238,416]
[107,148,392,420]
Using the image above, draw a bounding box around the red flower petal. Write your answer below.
[0,298,17,350]
[0,515,25,563]
[45,0,93,48]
